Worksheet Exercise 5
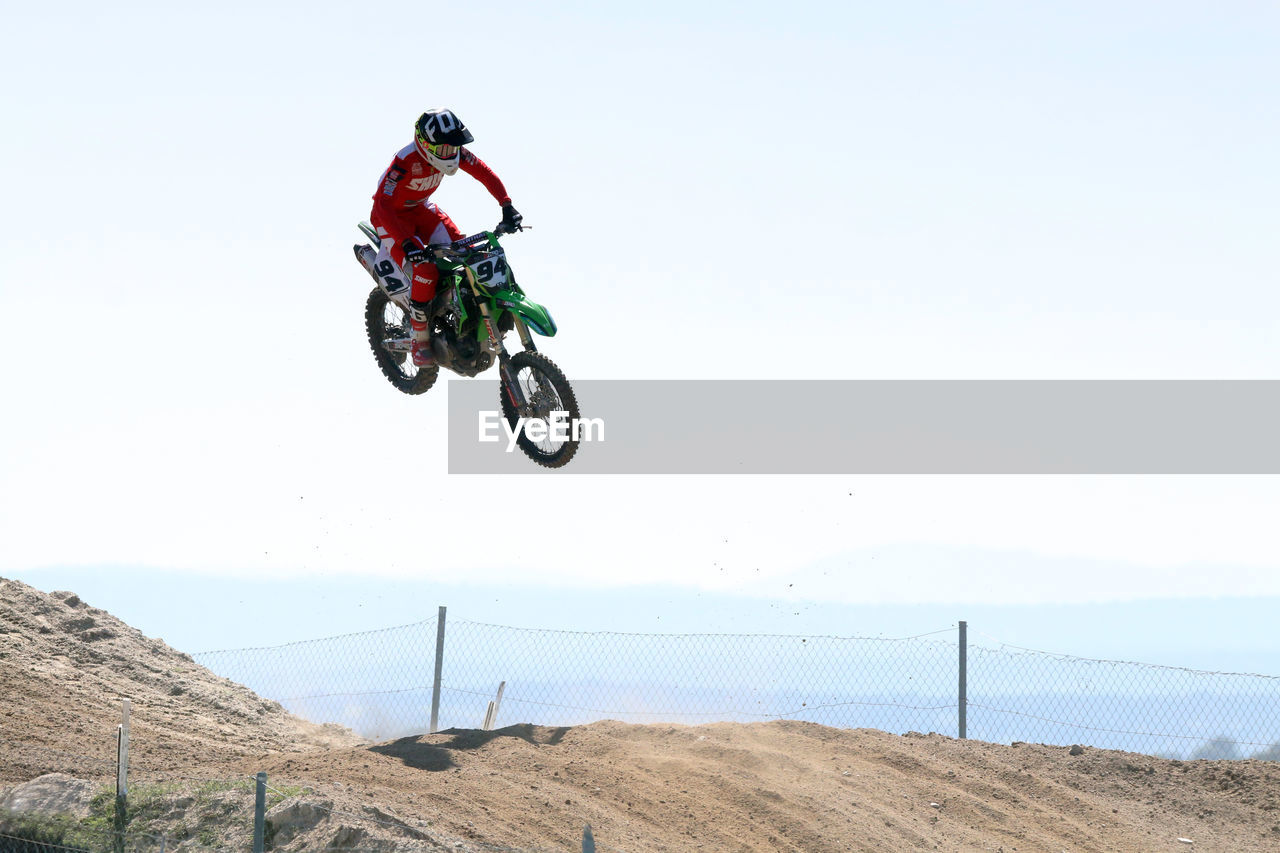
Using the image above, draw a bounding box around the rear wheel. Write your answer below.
[364,287,438,395]
[499,351,581,468]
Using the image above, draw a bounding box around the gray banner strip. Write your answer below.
[447,380,1280,474]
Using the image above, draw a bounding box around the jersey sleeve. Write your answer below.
[459,148,512,206]
[370,162,415,244]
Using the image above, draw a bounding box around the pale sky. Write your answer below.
[2,2,1279,624]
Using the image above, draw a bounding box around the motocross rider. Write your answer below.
[370,108,522,367]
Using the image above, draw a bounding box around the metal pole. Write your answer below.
[253,772,267,853]
[958,621,968,740]
[114,699,130,853]
[429,606,447,733]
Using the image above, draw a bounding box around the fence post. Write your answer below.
[492,681,506,729]
[114,698,130,853]
[958,621,968,740]
[430,606,447,734]
[253,772,267,853]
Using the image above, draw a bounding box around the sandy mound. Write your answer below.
[3,577,1280,851]
[229,721,1280,852]
[0,577,364,783]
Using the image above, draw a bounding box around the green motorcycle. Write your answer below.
[352,221,580,468]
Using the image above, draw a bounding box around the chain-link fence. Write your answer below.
[967,641,1280,758]
[193,618,444,744]
[194,620,961,741]
[192,614,1280,759]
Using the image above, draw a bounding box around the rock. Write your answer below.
[327,824,368,850]
[0,773,98,819]
[1069,745,1085,756]
[266,798,333,846]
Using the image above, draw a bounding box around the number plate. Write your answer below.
[466,251,510,288]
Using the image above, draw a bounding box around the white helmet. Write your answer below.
[414,109,474,175]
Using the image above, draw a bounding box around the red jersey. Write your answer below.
[370,143,512,245]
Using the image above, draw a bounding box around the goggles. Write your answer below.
[418,130,459,160]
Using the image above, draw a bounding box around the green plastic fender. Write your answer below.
[493,288,557,337]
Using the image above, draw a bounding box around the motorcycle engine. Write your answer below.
[433,313,493,377]
[427,281,510,378]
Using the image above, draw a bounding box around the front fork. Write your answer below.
[498,350,525,413]
[513,315,537,352]
[460,263,533,414]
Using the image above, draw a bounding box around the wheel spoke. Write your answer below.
[519,368,564,422]
[497,352,578,467]
[382,302,415,376]
[513,366,569,452]
[367,287,437,395]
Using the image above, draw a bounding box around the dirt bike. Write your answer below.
[352,221,581,468]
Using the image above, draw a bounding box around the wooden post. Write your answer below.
[482,681,507,730]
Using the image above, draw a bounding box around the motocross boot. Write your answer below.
[408,300,435,368]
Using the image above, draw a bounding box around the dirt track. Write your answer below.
[4,577,1280,851]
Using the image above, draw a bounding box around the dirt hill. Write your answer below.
[3,577,1280,851]
[0,577,362,783]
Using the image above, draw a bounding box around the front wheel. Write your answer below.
[499,352,581,468]
[365,287,438,395]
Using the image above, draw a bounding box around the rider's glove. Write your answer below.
[501,203,523,232]
[402,240,429,265]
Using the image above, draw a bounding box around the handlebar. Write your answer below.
[429,222,525,262]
